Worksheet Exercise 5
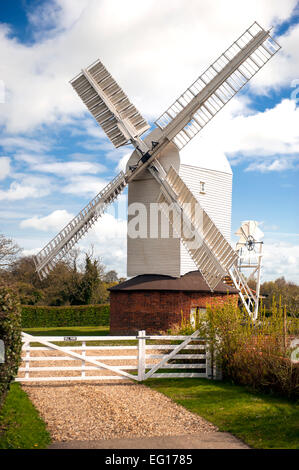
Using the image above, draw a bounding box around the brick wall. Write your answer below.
[110,290,238,335]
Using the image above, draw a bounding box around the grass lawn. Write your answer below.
[145,378,299,449]
[0,383,51,449]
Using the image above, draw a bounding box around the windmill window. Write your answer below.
[200,181,205,193]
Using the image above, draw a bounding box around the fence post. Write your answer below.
[81,341,86,378]
[25,341,30,380]
[206,343,222,380]
[205,345,213,379]
[137,330,146,381]
[214,360,222,380]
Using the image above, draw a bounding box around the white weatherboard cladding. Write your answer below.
[126,145,232,278]
[179,164,232,276]
[127,142,181,278]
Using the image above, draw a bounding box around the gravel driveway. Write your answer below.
[22,381,216,442]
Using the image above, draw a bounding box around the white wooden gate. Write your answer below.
[16,330,211,383]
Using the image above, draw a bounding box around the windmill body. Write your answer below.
[127,141,232,278]
[33,22,281,320]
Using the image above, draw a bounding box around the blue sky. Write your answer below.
[0,0,298,282]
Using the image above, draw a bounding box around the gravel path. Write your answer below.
[22,381,216,442]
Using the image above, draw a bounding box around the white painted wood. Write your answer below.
[179,165,232,241]
[17,332,208,383]
[15,376,129,382]
[144,330,200,380]
[21,346,138,351]
[179,164,232,275]
[22,335,136,342]
[151,373,206,378]
[21,355,138,361]
[25,342,30,380]
[18,366,138,372]
[146,354,205,359]
[145,345,205,350]
[146,335,204,340]
[148,364,206,369]
[127,142,181,277]
[21,333,136,381]
[137,330,146,381]
[19,364,205,371]
[81,341,86,378]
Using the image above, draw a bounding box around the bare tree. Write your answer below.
[0,234,22,268]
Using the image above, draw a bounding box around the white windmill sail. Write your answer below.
[155,22,280,150]
[34,172,126,279]
[236,220,264,250]
[149,160,255,315]
[71,59,150,149]
[149,162,237,288]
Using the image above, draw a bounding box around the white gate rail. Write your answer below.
[16,331,210,383]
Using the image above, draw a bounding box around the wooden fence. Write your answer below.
[15,330,217,382]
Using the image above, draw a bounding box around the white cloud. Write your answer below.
[22,247,40,257]
[245,158,298,172]
[0,0,297,133]
[251,20,299,93]
[262,240,299,283]
[0,157,10,180]
[0,179,51,201]
[36,160,106,175]
[0,137,49,153]
[1,0,298,280]
[62,175,109,196]
[179,98,299,172]
[20,209,74,231]
[117,152,132,172]
[84,213,127,276]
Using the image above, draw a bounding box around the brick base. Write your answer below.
[110,290,238,335]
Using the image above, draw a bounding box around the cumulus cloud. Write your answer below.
[245,158,299,172]
[20,209,74,231]
[35,161,106,175]
[1,0,298,281]
[0,176,52,201]
[262,240,299,283]
[251,19,299,93]
[179,98,299,171]
[0,0,297,133]
[0,137,50,153]
[84,213,127,276]
[62,175,109,196]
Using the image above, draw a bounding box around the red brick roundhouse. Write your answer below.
[109,271,238,335]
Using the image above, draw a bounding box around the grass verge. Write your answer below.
[0,383,51,449]
[145,378,299,449]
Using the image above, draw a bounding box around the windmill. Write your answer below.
[33,22,280,319]
[235,221,264,319]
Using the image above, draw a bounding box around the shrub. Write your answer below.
[0,285,22,410]
[172,298,299,399]
[21,304,110,328]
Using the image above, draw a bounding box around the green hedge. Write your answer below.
[21,304,110,328]
[0,285,22,410]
